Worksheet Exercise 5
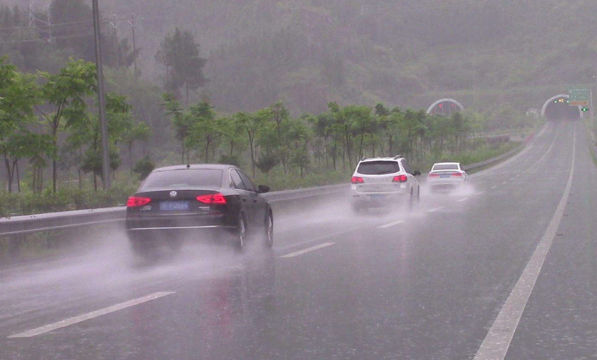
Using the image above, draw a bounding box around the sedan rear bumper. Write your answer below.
[349,191,409,207]
[428,181,465,193]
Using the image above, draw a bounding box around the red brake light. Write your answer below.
[393,175,408,183]
[127,196,151,207]
[197,193,227,204]
[351,176,364,184]
[429,173,439,178]
[452,172,463,177]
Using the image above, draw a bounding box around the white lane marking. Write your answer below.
[473,129,576,360]
[501,182,507,185]
[427,207,443,213]
[281,242,335,258]
[475,192,485,195]
[491,186,498,189]
[277,227,360,252]
[378,220,405,229]
[8,292,175,338]
[457,198,469,202]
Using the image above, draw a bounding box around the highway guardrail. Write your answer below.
[0,184,348,237]
[0,132,534,238]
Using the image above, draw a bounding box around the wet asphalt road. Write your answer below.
[1,120,596,360]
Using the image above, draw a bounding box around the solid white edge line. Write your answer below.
[280,242,335,258]
[8,292,176,338]
[491,186,498,189]
[378,220,405,229]
[473,128,576,360]
[457,198,469,202]
[427,207,443,213]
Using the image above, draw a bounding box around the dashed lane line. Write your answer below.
[378,220,405,229]
[280,242,336,258]
[8,292,176,338]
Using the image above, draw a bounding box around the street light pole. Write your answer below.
[91,0,111,189]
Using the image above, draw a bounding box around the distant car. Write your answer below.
[126,164,273,256]
[349,156,421,212]
[427,162,469,193]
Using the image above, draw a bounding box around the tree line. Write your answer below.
[162,94,510,181]
[2,49,537,196]
[0,58,149,193]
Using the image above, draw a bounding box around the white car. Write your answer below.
[349,156,421,211]
[427,162,469,193]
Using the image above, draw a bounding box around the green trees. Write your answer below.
[187,101,219,163]
[38,59,97,192]
[163,93,189,163]
[0,58,151,193]
[0,55,524,198]
[155,28,208,106]
[0,58,51,193]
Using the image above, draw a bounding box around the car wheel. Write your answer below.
[263,210,274,248]
[235,214,247,252]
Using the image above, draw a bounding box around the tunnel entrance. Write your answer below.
[426,98,464,116]
[541,95,582,121]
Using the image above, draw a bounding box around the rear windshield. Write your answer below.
[432,164,459,171]
[357,161,400,175]
[140,169,223,190]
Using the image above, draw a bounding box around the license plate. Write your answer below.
[159,201,189,211]
[369,194,385,199]
[440,174,450,178]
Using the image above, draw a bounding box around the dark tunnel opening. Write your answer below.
[543,97,581,121]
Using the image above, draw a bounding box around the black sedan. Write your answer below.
[126,164,273,256]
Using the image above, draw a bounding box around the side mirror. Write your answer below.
[257,185,270,194]
[413,170,421,176]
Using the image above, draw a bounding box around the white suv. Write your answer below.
[349,156,421,211]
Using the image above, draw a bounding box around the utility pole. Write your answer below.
[128,11,140,81]
[92,0,111,189]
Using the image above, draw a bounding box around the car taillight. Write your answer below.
[393,175,408,182]
[127,196,151,207]
[452,172,463,177]
[351,176,364,184]
[197,193,227,204]
[429,174,439,178]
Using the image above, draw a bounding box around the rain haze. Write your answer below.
[0,0,596,359]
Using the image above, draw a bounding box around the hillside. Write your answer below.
[2,0,597,114]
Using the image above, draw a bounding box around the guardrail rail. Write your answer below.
[0,132,534,238]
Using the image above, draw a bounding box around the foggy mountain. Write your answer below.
[2,0,597,114]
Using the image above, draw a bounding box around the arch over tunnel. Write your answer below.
[426,98,464,116]
[541,94,582,121]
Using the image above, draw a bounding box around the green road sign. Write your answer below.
[569,88,590,106]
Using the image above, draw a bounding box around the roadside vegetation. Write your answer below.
[0,56,537,217]
[0,0,544,217]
